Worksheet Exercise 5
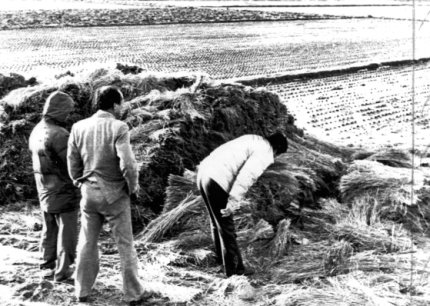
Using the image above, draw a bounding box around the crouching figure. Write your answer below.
[197,132,288,277]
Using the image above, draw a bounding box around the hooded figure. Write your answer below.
[29,91,79,282]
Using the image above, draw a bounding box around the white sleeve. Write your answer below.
[229,144,274,200]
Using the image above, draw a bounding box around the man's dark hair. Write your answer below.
[267,132,288,155]
[95,86,123,111]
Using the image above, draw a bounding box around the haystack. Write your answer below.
[366,148,413,168]
[340,160,423,206]
[0,67,201,205]
[126,83,291,215]
[0,73,37,99]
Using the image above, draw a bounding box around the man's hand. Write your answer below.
[131,184,141,201]
[221,207,234,217]
[221,197,241,217]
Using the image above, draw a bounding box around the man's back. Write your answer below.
[70,111,125,181]
[68,110,138,204]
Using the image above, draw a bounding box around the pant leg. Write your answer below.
[199,182,222,263]
[40,211,58,270]
[199,177,244,277]
[54,208,79,280]
[104,197,144,302]
[75,183,104,298]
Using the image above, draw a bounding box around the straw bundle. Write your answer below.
[366,148,413,168]
[164,170,198,213]
[0,73,37,99]
[347,251,430,277]
[271,242,328,284]
[1,85,56,121]
[323,240,354,276]
[270,219,292,258]
[137,194,205,244]
[340,160,423,206]
[327,217,411,253]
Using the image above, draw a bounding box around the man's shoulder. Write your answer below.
[109,118,128,133]
[72,117,93,130]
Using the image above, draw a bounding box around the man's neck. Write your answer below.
[100,108,115,116]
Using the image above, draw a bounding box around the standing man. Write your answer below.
[29,91,79,282]
[197,132,288,277]
[67,86,146,305]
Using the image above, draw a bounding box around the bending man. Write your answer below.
[197,133,288,277]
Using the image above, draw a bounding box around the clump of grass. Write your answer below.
[270,219,292,258]
[323,240,354,276]
[164,170,198,213]
[340,160,423,206]
[366,148,413,168]
[326,198,412,253]
[137,195,204,244]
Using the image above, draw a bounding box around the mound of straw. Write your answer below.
[245,139,346,225]
[340,160,424,206]
[137,194,205,244]
[0,73,37,99]
[366,148,413,168]
[322,198,412,253]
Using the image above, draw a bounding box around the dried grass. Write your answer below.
[164,170,198,213]
[270,219,292,258]
[323,240,354,276]
[366,148,413,168]
[340,160,423,206]
[325,198,412,253]
[137,194,204,244]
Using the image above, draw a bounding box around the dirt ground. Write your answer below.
[1,199,429,306]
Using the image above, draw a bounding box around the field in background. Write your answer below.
[231,5,430,20]
[1,19,429,80]
[1,2,430,306]
[269,62,430,149]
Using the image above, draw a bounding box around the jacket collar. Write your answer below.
[93,110,116,119]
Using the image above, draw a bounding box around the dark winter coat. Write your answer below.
[29,91,79,213]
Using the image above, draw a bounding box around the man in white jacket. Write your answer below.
[197,132,288,277]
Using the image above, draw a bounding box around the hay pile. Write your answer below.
[0,66,294,224]
[246,138,346,225]
[366,148,413,168]
[340,160,424,206]
[0,73,37,100]
[339,160,430,231]
[0,67,200,205]
[125,82,291,216]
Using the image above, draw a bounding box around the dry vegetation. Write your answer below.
[0,58,430,305]
[0,7,344,31]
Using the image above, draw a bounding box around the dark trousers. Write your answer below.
[198,176,244,277]
[40,209,78,280]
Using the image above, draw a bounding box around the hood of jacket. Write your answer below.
[42,91,74,123]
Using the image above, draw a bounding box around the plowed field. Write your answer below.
[270,62,430,149]
[1,19,429,79]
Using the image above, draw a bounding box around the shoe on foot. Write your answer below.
[128,290,157,306]
[54,267,74,283]
[76,296,90,304]
[236,267,255,276]
[39,262,55,270]
[41,269,55,279]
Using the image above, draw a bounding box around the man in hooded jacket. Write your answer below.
[29,91,79,282]
[197,132,288,277]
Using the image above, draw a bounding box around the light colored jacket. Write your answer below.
[67,110,139,204]
[197,134,274,200]
[29,91,78,213]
